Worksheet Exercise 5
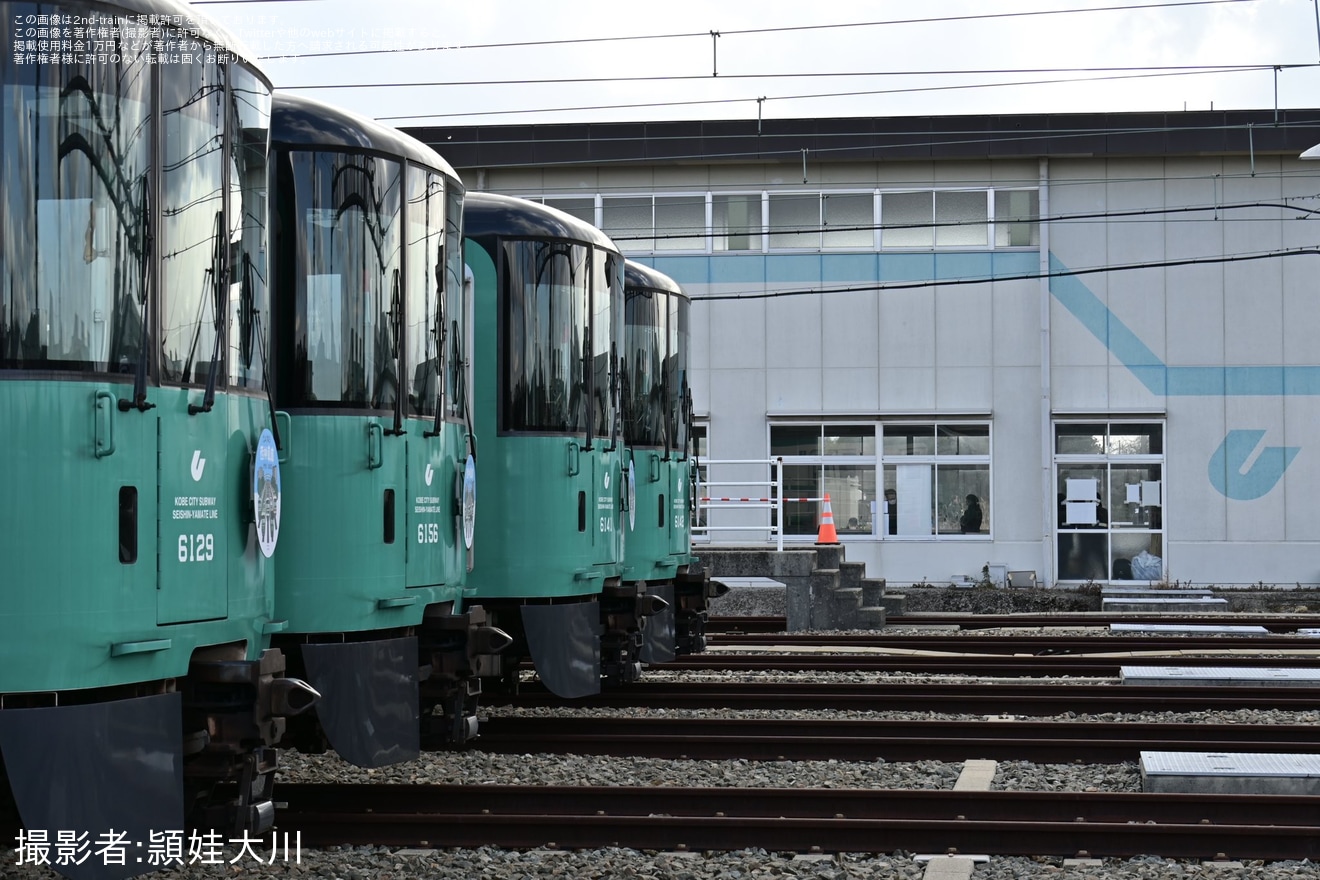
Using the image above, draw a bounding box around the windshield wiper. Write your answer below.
[424,246,446,439]
[119,177,155,413]
[384,267,406,437]
[188,212,226,415]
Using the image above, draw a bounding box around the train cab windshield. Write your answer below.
[402,166,465,420]
[623,283,691,456]
[624,289,667,448]
[2,4,152,373]
[277,150,403,408]
[2,4,271,387]
[502,239,619,438]
[668,292,691,457]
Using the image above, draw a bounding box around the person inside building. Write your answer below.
[884,488,898,535]
[960,493,983,534]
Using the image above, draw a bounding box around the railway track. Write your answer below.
[475,715,1320,763]
[709,614,1320,633]
[705,632,1320,653]
[656,653,1320,676]
[275,782,1320,860]
[492,680,1320,714]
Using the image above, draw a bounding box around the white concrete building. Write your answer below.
[409,111,1320,587]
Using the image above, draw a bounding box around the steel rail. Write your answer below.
[491,680,1320,714]
[709,614,1320,633]
[474,715,1319,763]
[276,783,1320,860]
[707,633,1320,653]
[655,654,1320,676]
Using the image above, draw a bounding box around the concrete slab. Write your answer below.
[915,854,990,863]
[1109,623,1269,635]
[1103,586,1212,597]
[921,857,975,880]
[1141,751,1320,795]
[1102,597,1229,613]
[711,576,786,589]
[953,759,998,791]
[1121,665,1320,686]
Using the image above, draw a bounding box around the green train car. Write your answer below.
[267,94,507,762]
[0,1,316,873]
[621,261,720,661]
[463,193,663,697]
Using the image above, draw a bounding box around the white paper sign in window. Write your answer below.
[1066,478,1098,502]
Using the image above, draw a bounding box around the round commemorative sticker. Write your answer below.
[253,428,281,558]
[461,454,476,550]
[626,460,636,531]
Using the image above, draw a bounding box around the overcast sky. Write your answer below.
[197,0,1320,126]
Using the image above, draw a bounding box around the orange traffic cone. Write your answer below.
[816,493,840,545]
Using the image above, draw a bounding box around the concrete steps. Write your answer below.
[697,544,886,630]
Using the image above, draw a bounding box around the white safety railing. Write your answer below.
[692,457,825,552]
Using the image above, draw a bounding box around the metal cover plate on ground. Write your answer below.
[1121,665,1320,686]
[712,577,785,589]
[1141,751,1320,795]
[1110,623,1269,634]
[1102,597,1228,608]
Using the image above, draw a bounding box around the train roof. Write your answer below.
[464,192,617,251]
[624,260,687,299]
[91,0,266,80]
[271,93,461,182]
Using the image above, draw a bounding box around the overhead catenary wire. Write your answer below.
[688,247,1320,302]
[258,0,1264,61]
[294,64,1293,92]
[191,0,1319,131]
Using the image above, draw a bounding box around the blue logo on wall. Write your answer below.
[1050,255,1306,498]
[1207,430,1300,501]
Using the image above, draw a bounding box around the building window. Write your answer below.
[713,194,760,251]
[530,188,1038,256]
[602,196,653,250]
[1055,421,1165,582]
[543,197,596,226]
[880,191,933,248]
[822,192,874,249]
[772,425,877,537]
[881,423,990,537]
[769,421,989,540]
[935,191,989,247]
[656,196,706,251]
[768,193,820,249]
[994,189,1040,247]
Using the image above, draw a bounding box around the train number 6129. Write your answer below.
[178,533,215,562]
